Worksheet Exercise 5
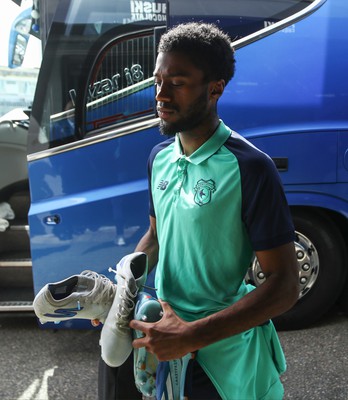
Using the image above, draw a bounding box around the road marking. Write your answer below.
[17,367,57,400]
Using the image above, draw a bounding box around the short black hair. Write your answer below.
[158,22,235,84]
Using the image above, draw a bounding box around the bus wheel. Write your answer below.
[248,210,347,330]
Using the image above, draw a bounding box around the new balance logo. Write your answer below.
[157,180,169,190]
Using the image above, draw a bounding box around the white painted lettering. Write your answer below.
[143,2,152,13]
[131,1,143,13]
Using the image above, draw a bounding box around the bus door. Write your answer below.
[27,0,165,328]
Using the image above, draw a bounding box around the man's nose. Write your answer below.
[155,82,171,102]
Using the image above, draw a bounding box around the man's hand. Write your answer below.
[129,300,196,361]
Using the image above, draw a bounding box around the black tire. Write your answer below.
[273,209,347,330]
[337,281,348,315]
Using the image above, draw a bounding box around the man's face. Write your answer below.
[154,51,213,136]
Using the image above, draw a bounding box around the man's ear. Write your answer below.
[210,79,225,99]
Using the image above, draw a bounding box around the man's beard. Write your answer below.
[158,91,209,137]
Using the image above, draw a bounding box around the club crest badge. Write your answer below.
[193,179,216,206]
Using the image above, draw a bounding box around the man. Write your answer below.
[101,22,299,399]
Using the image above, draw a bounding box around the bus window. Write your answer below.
[49,29,158,144]
[168,0,322,47]
[82,31,156,134]
[28,0,165,154]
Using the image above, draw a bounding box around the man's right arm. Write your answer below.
[135,215,159,273]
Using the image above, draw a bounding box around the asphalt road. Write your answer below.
[0,308,347,400]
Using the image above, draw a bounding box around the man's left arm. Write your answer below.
[130,241,299,361]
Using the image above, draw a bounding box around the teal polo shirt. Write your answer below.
[148,120,295,399]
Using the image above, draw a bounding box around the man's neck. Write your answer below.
[179,117,220,157]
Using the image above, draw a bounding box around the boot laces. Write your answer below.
[115,272,139,326]
[80,270,116,305]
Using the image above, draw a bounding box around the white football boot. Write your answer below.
[33,270,116,324]
[100,252,148,367]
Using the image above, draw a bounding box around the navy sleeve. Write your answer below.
[147,155,155,218]
[147,137,175,218]
[225,134,295,251]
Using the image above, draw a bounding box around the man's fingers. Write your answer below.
[132,336,147,349]
[129,319,147,331]
[91,319,100,327]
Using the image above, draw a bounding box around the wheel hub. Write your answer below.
[248,231,320,299]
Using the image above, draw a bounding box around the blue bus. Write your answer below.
[1,0,347,330]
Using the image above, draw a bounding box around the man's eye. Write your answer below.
[172,82,184,86]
